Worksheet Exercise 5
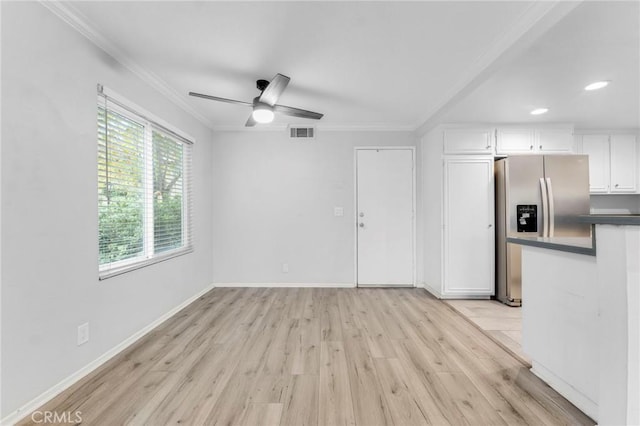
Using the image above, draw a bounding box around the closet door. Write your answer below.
[443,156,495,296]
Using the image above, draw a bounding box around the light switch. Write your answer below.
[334,207,344,217]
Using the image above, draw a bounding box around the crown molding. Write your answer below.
[574,127,640,135]
[39,1,213,129]
[413,0,583,135]
[211,124,289,133]
[317,124,416,132]
[211,123,416,133]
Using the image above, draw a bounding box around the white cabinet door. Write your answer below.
[610,134,637,193]
[496,129,536,155]
[537,129,575,153]
[581,135,610,193]
[443,128,494,154]
[443,157,494,296]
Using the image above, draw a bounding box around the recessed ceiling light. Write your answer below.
[530,108,549,115]
[584,81,610,91]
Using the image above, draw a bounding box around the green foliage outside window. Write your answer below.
[153,130,183,253]
[98,106,185,266]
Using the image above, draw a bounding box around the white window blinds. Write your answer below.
[98,85,193,279]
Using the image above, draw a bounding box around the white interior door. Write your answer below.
[356,148,414,286]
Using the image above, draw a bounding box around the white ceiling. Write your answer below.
[442,1,640,129]
[61,1,638,131]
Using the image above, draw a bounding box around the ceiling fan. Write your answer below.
[189,73,324,127]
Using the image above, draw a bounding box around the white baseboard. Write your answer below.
[438,295,492,300]
[1,283,216,426]
[356,284,415,288]
[213,282,355,288]
[421,286,492,300]
[422,285,443,299]
[531,361,598,422]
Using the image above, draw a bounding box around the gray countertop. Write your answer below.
[509,214,640,255]
[507,234,596,256]
[579,214,640,226]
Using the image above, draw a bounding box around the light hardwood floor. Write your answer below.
[18,288,594,425]
[445,299,530,365]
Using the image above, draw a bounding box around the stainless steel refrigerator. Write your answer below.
[495,155,591,306]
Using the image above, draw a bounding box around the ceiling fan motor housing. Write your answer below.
[256,79,270,92]
[252,96,272,109]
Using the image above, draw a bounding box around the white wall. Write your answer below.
[521,247,599,419]
[590,194,640,214]
[1,2,213,418]
[211,130,419,285]
[594,225,640,425]
[0,1,4,419]
[421,127,443,295]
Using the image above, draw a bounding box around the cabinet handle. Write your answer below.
[615,183,619,188]
[530,145,534,150]
[539,145,543,150]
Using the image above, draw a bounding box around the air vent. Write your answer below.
[289,126,315,139]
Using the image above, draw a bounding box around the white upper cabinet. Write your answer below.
[610,134,637,193]
[581,135,610,193]
[443,128,494,154]
[443,126,575,156]
[496,127,574,155]
[537,129,575,153]
[579,133,638,194]
[496,128,535,154]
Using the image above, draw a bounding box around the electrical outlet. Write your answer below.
[282,263,289,273]
[77,323,89,346]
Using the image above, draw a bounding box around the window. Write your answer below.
[97,86,193,279]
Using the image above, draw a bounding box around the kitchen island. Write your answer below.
[509,215,639,425]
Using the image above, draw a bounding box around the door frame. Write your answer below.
[353,146,416,287]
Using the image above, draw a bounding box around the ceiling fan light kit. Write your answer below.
[252,101,275,124]
[189,73,323,127]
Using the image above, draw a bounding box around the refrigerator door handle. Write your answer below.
[540,178,549,237]
[546,177,555,237]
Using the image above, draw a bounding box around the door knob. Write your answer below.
[359,223,365,228]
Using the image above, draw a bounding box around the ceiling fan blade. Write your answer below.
[274,104,324,120]
[258,73,290,106]
[189,92,252,107]
[245,114,257,127]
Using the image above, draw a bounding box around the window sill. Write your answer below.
[99,247,193,280]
